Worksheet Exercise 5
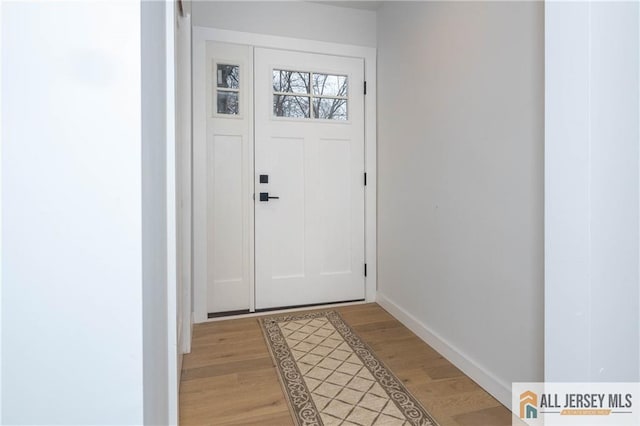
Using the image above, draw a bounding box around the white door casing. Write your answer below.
[254,48,366,309]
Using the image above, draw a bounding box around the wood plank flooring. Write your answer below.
[180,303,518,425]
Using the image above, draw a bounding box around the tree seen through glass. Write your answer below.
[217,64,240,115]
[273,70,348,120]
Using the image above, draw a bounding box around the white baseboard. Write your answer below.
[185,312,194,354]
[376,292,512,408]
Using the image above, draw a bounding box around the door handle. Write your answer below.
[259,192,280,202]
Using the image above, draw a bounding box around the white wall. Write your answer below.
[376,1,544,406]
[545,1,640,382]
[141,0,175,424]
[2,1,178,423]
[191,1,377,47]
[1,2,144,423]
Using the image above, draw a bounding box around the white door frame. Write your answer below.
[192,26,377,323]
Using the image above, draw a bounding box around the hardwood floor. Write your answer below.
[180,303,517,425]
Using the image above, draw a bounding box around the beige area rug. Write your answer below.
[260,310,439,426]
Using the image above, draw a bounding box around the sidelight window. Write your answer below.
[216,64,240,115]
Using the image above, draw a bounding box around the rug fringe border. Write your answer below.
[258,315,318,426]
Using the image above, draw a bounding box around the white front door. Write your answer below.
[254,48,366,309]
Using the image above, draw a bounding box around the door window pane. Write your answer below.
[273,95,310,118]
[312,73,348,97]
[215,63,240,116]
[273,70,310,94]
[271,69,349,121]
[217,91,239,115]
[313,98,348,120]
[217,64,240,89]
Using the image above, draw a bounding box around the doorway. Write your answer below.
[192,30,378,321]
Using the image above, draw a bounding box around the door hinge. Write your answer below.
[364,172,367,186]
[364,263,367,277]
[364,81,367,95]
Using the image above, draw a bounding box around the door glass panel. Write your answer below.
[313,98,348,120]
[215,63,240,116]
[217,64,240,89]
[312,73,348,97]
[273,70,310,94]
[217,91,239,115]
[273,95,310,118]
[272,69,349,121]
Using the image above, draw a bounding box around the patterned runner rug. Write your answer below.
[260,310,439,426]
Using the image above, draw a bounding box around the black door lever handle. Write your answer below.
[259,192,279,202]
